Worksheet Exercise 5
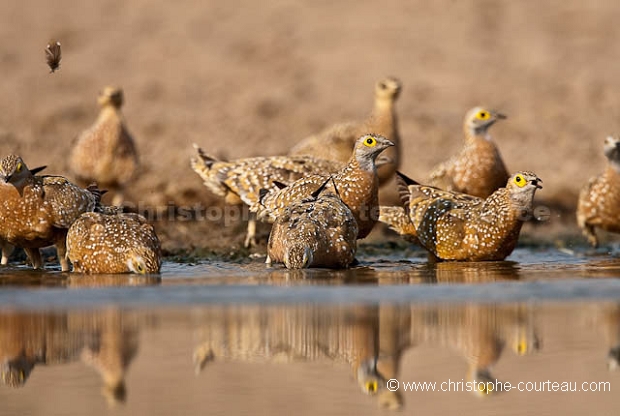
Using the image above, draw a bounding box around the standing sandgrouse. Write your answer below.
[67,212,161,274]
[289,77,402,184]
[390,171,542,261]
[254,134,394,239]
[429,107,509,198]
[0,155,99,271]
[190,147,344,247]
[577,136,620,247]
[69,86,139,206]
[267,180,358,269]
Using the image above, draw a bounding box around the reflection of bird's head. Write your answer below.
[511,324,541,356]
[607,346,620,371]
[102,380,127,407]
[357,358,402,410]
[1,357,35,388]
[468,369,500,398]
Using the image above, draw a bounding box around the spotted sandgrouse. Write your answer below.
[0,155,99,271]
[391,171,542,261]
[191,147,344,246]
[67,212,161,274]
[577,136,620,247]
[69,86,139,206]
[267,180,358,269]
[289,77,401,184]
[254,134,394,239]
[429,107,509,198]
[0,165,46,265]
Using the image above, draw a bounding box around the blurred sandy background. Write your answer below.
[1,0,619,250]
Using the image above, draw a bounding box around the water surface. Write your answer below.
[1,246,620,415]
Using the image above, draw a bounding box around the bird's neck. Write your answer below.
[351,153,377,173]
[465,127,491,143]
[98,106,122,122]
[508,190,536,222]
[608,160,620,174]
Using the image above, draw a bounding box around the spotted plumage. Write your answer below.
[577,136,620,247]
[44,40,61,73]
[378,205,419,244]
[67,212,161,274]
[70,86,139,206]
[0,165,46,265]
[254,134,394,239]
[0,155,99,271]
[191,146,344,246]
[289,77,402,184]
[429,107,509,198]
[392,171,542,261]
[267,180,358,269]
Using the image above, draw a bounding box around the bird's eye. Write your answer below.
[514,174,526,187]
[476,110,490,120]
[15,163,22,173]
[516,341,527,355]
[364,137,377,147]
[365,380,378,394]
[135,263,145,273]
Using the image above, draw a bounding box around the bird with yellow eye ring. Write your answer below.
[383,170,542,261]
[429,106,510,198]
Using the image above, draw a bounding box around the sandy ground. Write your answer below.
[1,0,620,251]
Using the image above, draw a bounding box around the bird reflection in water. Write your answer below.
[192,301,540,409]
[0,309,142,406]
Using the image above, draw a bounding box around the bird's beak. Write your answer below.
[494,112,507,120]
[3,174,10,183]
[531,178,543,189]
[385,139,395,147]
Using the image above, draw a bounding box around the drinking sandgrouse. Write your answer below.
[577,136,620,247]
[389,171,542,261]
[429,107,509,198]
[67,212,161,274]
[267,179,358,269]
[0,155,99,271]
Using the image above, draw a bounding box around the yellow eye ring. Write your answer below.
[365,380,378,394]
[15,162,22,173]
[363,137,377,147]
[476,110,490,120]
[514,174,526,187]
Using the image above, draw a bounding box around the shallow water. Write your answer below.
[1,247,620,415]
